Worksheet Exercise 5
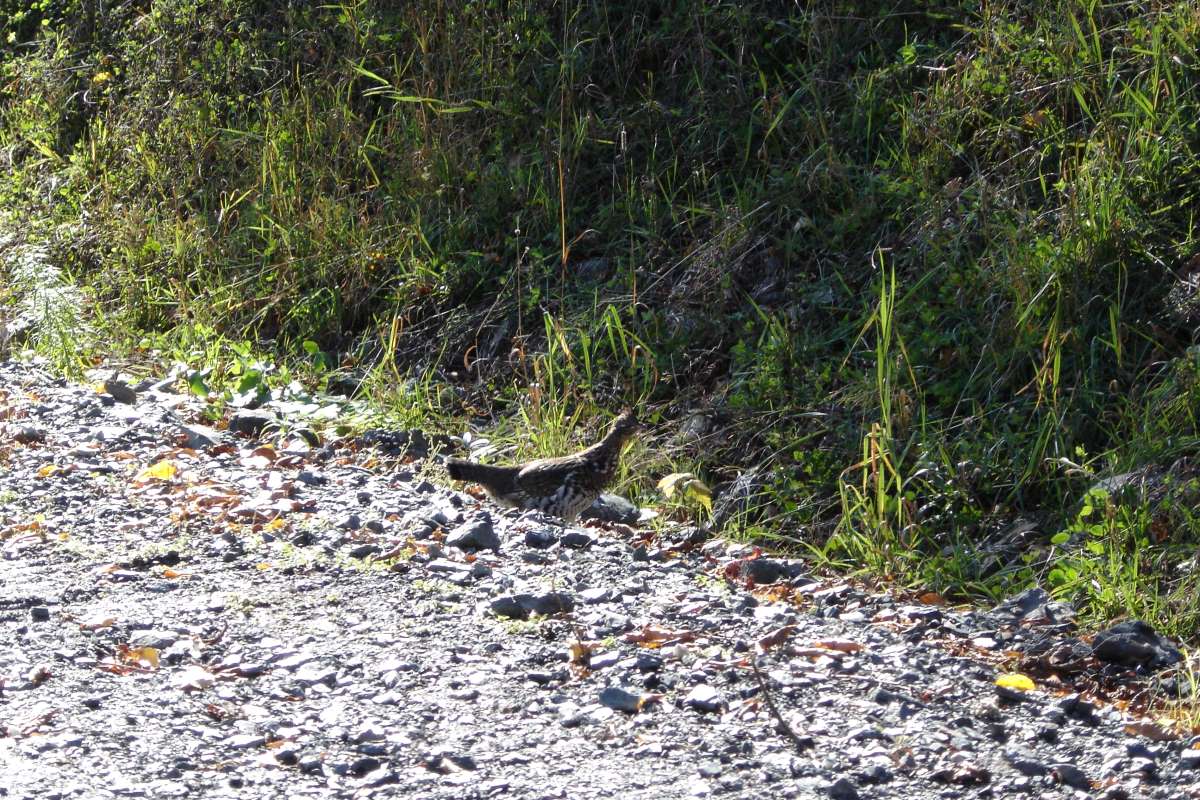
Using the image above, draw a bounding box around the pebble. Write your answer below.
[489,592,575,619]
[684,684,725,713]
[0,360,1190,800]
[446,517,500,551]
[827,776,860,800]
[14,425,45,444]
[598,686,643,713]
[228,410,276,435]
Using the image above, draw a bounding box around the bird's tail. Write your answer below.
[445,458,516,485]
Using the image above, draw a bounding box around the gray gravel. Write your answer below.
[1,359,1198,799]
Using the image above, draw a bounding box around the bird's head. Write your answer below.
[607,408,641,443]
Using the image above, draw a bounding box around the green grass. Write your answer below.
[4,1,1200,650]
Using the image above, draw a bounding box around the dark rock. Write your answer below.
[29,606,50,622]
[297,470,327,486]
[857,765,892,784]
[684,684,725,713]
[178,424,220,449]
[348,544,381,559]
[103,378,137,405]
[579,587,615,605]
[1052,763,1091,789]
[489,592,575,619]
[130,629,178,649]
[1091,620,1182,670]
[992,587,1076,626]
[581,493,639,524]
[228,410,276,436]
[827,777,860,800]
[348,756,381,777]
[299,755,325,775]
[446,517,499,551]
[560,530,595,549]
[275,746,300,766]
[524,529,558,549]
[358,428,454,457]
[588,651,620,670]
[734,558,791,585]
[598,686,643,713]
[326,371,366,397]
[675,526,710,548]
[13,425,45,444]
[424,751,476,773]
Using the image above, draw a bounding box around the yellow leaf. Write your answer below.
[264,517,287,532]
[255,562,272,571]
[658,472,712,512]
[995,672,1036,692]
[683,478,713,513]
[567,641,592,665]
[124,646,159,669]
[135,460,178,482]
[37,463,62,478]
[656,472,694,497]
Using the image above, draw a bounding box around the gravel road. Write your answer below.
[1,360,1197,799]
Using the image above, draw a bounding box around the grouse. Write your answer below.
[445,410,640,521]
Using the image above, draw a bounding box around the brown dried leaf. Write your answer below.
[1123,719,1179,741]
[623,624,698,645]
[811,639,865,654]
[757,625,797,652]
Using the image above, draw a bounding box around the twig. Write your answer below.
[748,656,811,753]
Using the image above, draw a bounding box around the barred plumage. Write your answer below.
[445,410,639,521]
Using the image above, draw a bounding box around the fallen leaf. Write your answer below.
[1123,719,1178,741]
[623,624,698,645]
[135,460,178,482]
[757,625,797,652]
[995,672,1036,692]
[568,641,594,665]
[812,639,864,654]
[118,645,160,669]
[657,472,713,513]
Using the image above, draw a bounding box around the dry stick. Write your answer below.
[748,655,812,753]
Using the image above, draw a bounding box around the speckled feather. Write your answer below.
[445,410,639,521]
